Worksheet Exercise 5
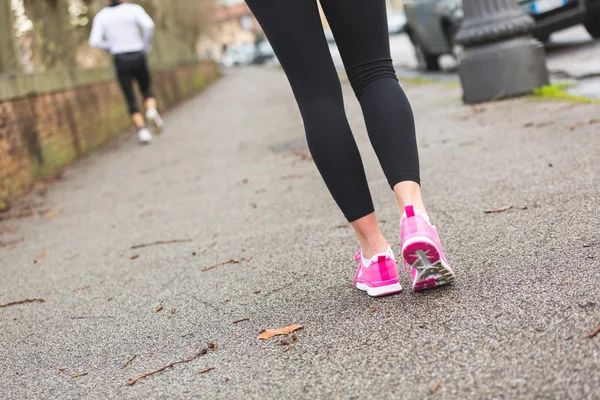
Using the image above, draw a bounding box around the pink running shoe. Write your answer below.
[352,247,402,297]
[401,205,455,291]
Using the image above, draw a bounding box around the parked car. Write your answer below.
[252,40,276,65]
[388,11,408,34]
[221,43,256,68]
[404,0,600,71]
[324,11,407,42]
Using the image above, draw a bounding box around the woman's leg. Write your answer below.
[320,0,427,216]
[245,0,387,257]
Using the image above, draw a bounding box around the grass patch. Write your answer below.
[399,77,460,88]
[531,83,599,103]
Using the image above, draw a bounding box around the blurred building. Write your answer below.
[214,0,258,46]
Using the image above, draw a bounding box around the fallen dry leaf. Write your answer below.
[40,210,60,219]
[371,306,377,313]
[280,339,290,346]
[431,380,442,393]
[484,205,513,214]
[72,372,88,378]
[130,254,139,260]
[257,324,303,340]
[155,306,164,312]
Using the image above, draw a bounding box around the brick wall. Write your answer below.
[0,62,219,208]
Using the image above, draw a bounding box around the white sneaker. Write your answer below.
[145,108,164,133]
[137,128,152,144]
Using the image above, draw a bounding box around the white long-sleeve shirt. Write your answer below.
[89,3,155,55]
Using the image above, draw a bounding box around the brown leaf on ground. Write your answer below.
[40,210,60,219]
[280,339,290,346]
[72,372,88,378]
[484,205,513,214]
[431,380,442,393]
[156,306,164,312]
[588,326,600,339]
[59,368,66,372]
[0,238,24,248]
[257,324,303,340]
[371,306,377,313]
[130,254,139,260]
[200,366,215,374]
[291,334,298,342]
[0,298,45,308]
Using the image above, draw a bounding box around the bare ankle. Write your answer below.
[361,238,389,259]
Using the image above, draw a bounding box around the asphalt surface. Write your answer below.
[1,67,599,399]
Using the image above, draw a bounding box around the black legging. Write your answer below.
[245,0,419,222]
[114,51,153,115]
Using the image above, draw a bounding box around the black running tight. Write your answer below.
[245,0,419,222]
[114,51,153,115]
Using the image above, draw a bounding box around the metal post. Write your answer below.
[455,0,549,104]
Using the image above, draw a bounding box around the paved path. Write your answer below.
[1,67,599,399]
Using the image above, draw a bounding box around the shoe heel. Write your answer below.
[411,250,455,291]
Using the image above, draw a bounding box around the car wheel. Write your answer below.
[584,13,600,38]
[443,22,463,61]
[413,37,441,71]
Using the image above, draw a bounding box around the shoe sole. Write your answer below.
[149,116,164,134]
[402,237,455,291]
[355,282,402,297]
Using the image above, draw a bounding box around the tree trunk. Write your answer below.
[0,0,21,73]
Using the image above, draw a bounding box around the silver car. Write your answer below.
[405,0,600,71]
